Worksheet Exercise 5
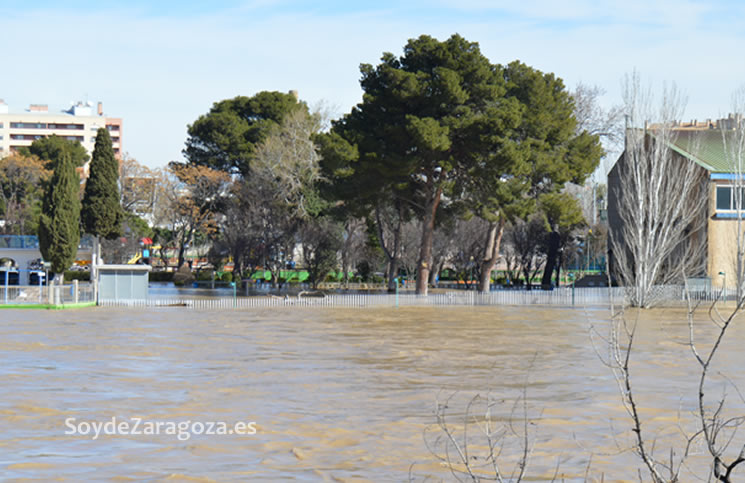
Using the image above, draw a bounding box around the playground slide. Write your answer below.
[127,253,142,265]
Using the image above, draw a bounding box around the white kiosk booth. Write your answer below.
[97,264,151,303]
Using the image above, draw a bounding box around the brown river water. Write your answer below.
[1,305,745,482]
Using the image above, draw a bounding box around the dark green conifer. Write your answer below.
[81,128,122,239]
[38,151,81,279]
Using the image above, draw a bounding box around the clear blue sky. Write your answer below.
[4,0,745,170]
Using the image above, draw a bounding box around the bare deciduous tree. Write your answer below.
[609,72,708,308]
[596,284,745,482]
[450,217,489,290]
[252,108,324,218]
[338,218,366,286]
[418,392,537,483]
[506,216,547,290]
[119,154,157,217]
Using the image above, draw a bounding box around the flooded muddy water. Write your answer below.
[1,305,744,481]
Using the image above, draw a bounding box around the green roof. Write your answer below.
[667,130,739,173]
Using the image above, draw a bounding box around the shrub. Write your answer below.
[149,271,175,282]
[64,270,90,281]
[195,270,214,281]
[173,264,194,287]
[356,261,372,282]
[220,272,233,283]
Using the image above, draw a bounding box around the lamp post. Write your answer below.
[719,271,726,301]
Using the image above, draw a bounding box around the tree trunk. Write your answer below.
[416,185,443,295]
[429,256,442,287]
[541,230,560,289]
[341,249,349,287]
[159,247,169,269]
[478,218,506,293]
[232,252,242,289]
[522,267,532,290]
[376,204,403,293]
[177,229,189,270]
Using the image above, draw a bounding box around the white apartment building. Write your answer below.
[0,99,122,163]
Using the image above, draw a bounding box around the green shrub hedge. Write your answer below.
[149,271,175,282]
[64,271,90,281]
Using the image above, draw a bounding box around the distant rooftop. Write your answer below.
[669,130,735,173]
[0,100,106,117]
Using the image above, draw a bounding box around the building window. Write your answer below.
[48,123,84,130]
[716,185,745,211]
[10,122,47,129]
[10,134,45,141]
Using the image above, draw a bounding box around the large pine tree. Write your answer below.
[38,150,81,280]
[81,128,122,239]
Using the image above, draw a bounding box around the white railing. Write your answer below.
[5,283,732,309]
[99,287,626,309]
[0,281,94,306]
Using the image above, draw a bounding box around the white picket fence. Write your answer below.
[99,287,629,309]
[0,282,95,306]
[3,282,731,309]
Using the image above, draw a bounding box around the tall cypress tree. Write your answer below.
[81,128,122,239]
[38,150,81,280]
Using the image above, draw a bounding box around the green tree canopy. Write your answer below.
[0,154,49,235]
[321,33,603,294]
[20,135,89,169]
[38,151,81,278]
[183,91,307,177]
[323,34,515,294]
[538,191,588,287]
[82,128,123,240]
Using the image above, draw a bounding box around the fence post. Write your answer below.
[3,264,7,305]
[394,277,399,308]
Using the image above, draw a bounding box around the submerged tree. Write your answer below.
[299,217,342,289]
[326,35,602,295]
[539,192,586,288]
[608,72,708,308]
[326,34,521,295]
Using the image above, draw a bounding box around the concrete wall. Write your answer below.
[707,181,744,287]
